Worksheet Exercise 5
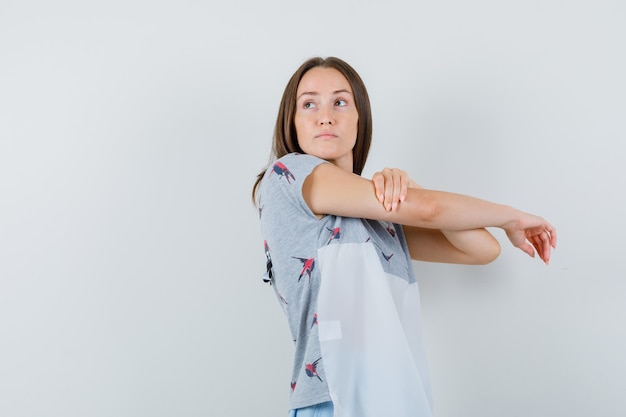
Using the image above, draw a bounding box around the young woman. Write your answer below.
[253,57,556,417]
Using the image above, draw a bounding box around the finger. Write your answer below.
[539,230,551,264]
[546,224,557,249]
[382,169,395,211]
[537,221,557,249]
[530,232,550,265]
[399,171,409,203]
[529,234,546,264]
[372,172,385,203]
[517,241,536,258]
[391,169,403,211]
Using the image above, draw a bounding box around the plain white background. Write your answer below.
[1,1,624,416]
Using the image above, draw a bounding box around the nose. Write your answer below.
[318,105,334,125]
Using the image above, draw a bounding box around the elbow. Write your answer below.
[402,188,443,227]
[412,191,442,225]
[476,238,501,265]
[461,230,501,265]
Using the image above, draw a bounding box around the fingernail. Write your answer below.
[392,202,398,211]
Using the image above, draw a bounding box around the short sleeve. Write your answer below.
[258,153,327,220]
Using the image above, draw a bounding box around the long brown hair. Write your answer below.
[252,57,373,203]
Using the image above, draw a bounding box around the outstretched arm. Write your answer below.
[372,168,501,265]
[303,162,556,264]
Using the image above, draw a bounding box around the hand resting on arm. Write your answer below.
[303,162,557,265]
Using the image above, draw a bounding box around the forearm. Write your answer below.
[402,188,555,263]
[369,166,555,264]
[401,188,521,231]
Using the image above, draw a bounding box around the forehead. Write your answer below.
[297,67,352,95]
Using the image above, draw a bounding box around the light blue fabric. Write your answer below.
[289,401,334,417]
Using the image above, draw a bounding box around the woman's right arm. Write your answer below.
[302,162,557,263]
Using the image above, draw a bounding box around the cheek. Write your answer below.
[294,114,307,136]
[351,114,359,139]
[294,118,306,149]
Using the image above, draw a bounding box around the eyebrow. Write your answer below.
[297,89,353,100]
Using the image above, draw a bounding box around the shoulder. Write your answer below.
[271,153,327,176]
[261,153,328,190]
[258,153,328,219]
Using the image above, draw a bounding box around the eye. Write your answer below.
[335,99,348,107]
[303,101,316,109]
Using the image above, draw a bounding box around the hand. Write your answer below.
[372,168,419,212]
[503,213,557,265]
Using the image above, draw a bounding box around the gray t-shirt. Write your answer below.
[258,153,429,411]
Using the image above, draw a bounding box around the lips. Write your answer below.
[315,132,337,139]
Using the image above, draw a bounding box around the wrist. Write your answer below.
[498,205,522,231]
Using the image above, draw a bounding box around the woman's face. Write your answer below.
[294,67,359,172]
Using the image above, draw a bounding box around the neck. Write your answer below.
[331,155,353,173]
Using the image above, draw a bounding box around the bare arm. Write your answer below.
[398,227,499,264]
[372,168,501,264]
[303,162,556,264]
